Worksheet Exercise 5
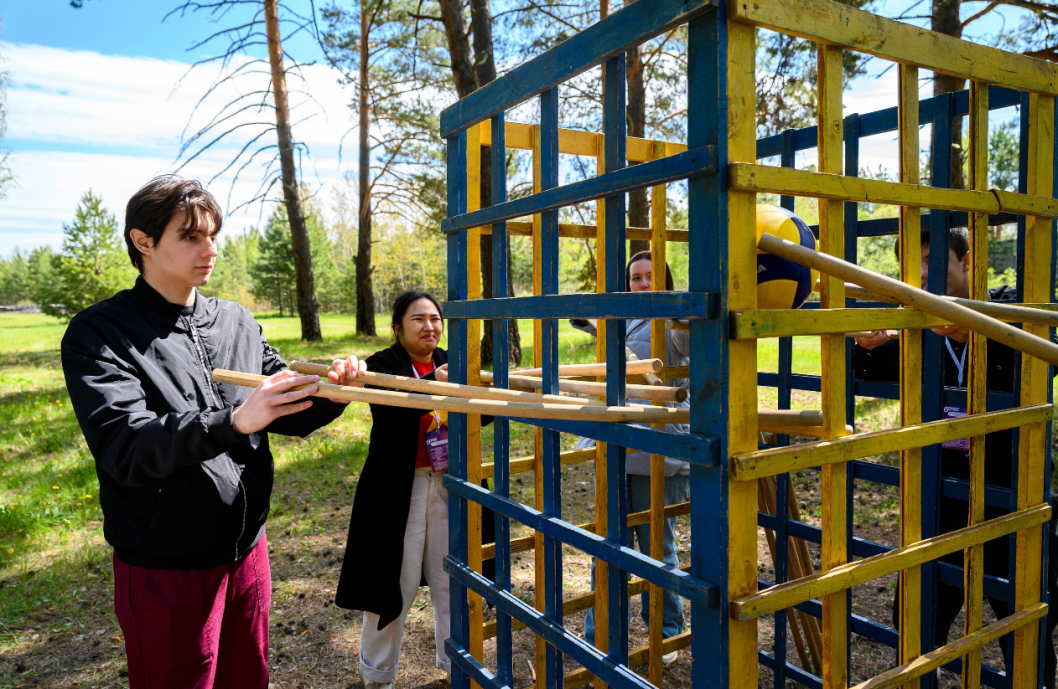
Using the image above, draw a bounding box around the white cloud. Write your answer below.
[0,41,359,255]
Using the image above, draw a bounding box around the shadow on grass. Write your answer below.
[0,349,63,371]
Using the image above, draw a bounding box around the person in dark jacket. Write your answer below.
[62,176,363,689]
[852,227,1058,688]
[334,290,472,689]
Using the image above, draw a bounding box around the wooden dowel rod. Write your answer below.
[485,371,688,404]
[817,281,1058,328]
[845,330,900,340]
[582,318,663,385]
[289,361,603,407]
[667,319,689,332]
[212,370,690,424]
[512,359,664,377]
[759,409,824,427]
[761,232,1058,366]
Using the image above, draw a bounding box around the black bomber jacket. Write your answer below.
[61,277,344,569]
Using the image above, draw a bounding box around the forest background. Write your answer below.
[0,0,1053,347]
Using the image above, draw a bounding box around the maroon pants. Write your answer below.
[113,534,271,689]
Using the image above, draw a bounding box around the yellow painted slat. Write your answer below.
[855,604,1049,689]
[592,144,609,688]
[726,20,760,689]
[477,119,688,161]
[729,0,1058,96]
[530,124,547,689]
[479,448,595,480]
[817,44,848,689]
[732,308,1017,340]
[963,79,989,689]
[730,163,1000,214]
[730,504,1053,621]
[993,189,1058,218]
[1013,93,1055,689]
[730,405,1053,481]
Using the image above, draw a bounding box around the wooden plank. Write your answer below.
[465,126,484,688]
[478,120,688,161]
[565,631,693,688]
[730,405,1054,481]
[730,504,1052,621]
[817,43,848,689]
[731,162,1000,215]
[726,19,760,689]
[530,124,546,689]
[728,0,1058,97]
[993,189,1058,218]
[290,362,605,406]
[212,370,689,423]
[854,604,1049,689]
[487,221,690,243]
[756,232,1058,367]
[1013,93,1055,689]
[480,501,692,561]
[648,137,666,685]
[593,146,609,686]
[962,79,989,689]
[439,0,718,137]
[442,147,716,234]
[897,63,922,689]
[838,285,1058,327]
[480,448,595,480]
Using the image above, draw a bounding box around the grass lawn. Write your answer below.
[0,311,1046,688]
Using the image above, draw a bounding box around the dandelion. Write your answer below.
[77,502,83,506]
[58,473,63,477]
[6,548,11,554]
[84,495,92,499]
[52,485,59,490]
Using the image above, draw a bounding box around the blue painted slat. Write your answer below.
[538,85,564,689]
[445,131,471,689]
[602,52,630,669]
[442,291,715,320]
[444,558,657,689]
[441,146,716,234]
[443,476,718,605]
[756,372,1018,409]
[446,639,511,689]
[438,0,718,137]
[686,7,726,688]
[755,86,1022,159]
[757,651,823,689]
[489,111,515,689]
[507,417,717,466]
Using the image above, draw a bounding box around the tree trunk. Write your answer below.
[355,1,377,335]
[627,43,650,256]
[469,0,521,365]
[438,0,477,99]
[931,0,966,189]
[264,0,321,340]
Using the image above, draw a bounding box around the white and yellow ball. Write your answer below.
[755,204,818,310]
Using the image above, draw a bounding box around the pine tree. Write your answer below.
[39,192,136,319]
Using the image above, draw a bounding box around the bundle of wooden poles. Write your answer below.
[212,360,826,433]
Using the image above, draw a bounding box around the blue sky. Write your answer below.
[0,0,1037,256]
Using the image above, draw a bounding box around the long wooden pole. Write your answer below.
[840,283,1058,328]
[512,358,664,377]
[212,369,689,423]
[758,232,1058,366]
[290,361,604,406]
[482,371,687,403]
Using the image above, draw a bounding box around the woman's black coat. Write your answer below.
[334,341,493,629]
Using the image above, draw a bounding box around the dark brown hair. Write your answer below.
[894,228,970,262]
[626,250,675,291]
[124,175,224,273]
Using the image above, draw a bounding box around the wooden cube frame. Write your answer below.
[438,1,1058,689]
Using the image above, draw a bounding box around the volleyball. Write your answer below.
[755,205,819,310]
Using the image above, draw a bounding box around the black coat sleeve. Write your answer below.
[259,324,346,437]
[62,319,243,488]
[851,339,900,382]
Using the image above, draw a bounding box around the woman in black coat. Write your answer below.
[335,290,490,689]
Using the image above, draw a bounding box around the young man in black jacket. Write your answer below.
[853,227,1057,687]
[62,176,364,689]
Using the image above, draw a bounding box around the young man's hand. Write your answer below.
[854,330,891,350]
[329,356,368,388]
[231,371,320,435]
[930,324,970,343]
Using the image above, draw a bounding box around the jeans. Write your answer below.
[584,473,689,645]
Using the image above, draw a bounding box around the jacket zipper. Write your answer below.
[185,316,247,562]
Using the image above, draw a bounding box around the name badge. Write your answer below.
[425,412,449,473]
[941,406,970,451]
